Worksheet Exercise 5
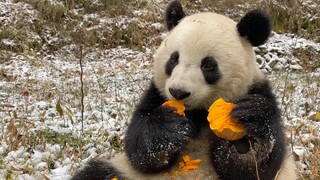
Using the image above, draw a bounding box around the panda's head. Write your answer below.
[153,1,272,110]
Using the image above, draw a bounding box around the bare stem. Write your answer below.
[249,140,260,180]
[79,46,84,134]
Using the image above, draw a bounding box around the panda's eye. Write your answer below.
[201,57,217,71]
[170,51,179,65]
[165,51,179,76]
[201,56,221,84]
[202,62,216,71]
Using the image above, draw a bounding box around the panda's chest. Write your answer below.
[164,127,217,179]
[181,126,212,160]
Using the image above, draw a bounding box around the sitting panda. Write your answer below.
[72,1,296,179]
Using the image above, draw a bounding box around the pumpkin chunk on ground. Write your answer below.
[163,155,201,178]
[207,98,246,141]
[179,155,202,174]
[162,100,186,116]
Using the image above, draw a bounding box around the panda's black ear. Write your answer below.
[237,10,272,46]
[165,1,185,31]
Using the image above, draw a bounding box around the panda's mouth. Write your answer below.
[165,88,200,109]
[180,99,195,110]
[167,98,192,110]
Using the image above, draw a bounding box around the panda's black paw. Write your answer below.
[154,106,195,139]
[230,94,277,134]
[125,105,195,173]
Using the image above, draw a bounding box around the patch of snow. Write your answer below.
[256,32,320,72]
[151,22,163,30]
[49,165,72,180]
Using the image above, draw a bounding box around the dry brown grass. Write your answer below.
[5,117,34,151]
[11,0,162,51]
[272,68,320,179]
[293,47,320,72]
[10,0,319,52]
[14,0,66,22]
[181,0,320,42]
[260,0,320,42]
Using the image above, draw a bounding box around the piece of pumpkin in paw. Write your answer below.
[207,98,246,141]
[162,100,186,117]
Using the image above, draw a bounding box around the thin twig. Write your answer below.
[280,70,289,114]
[79,45,85,134]
[249,140,260,180]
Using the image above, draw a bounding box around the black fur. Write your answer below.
[124,81,196,173]
[210,80,285,180]
[165,51,179,76]
[237,10,272,46]
[185,108,209,135]
[71,159,124,180]
[201,56,221,84]
[165,0,186,31]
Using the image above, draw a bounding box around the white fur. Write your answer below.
[154,12,264,110]
[276,153,297,180]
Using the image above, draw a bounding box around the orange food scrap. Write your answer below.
[111,178,118,180]
[207,98,246,141]
[178,155,202,174]
[162,100,185,116]
[171,171,180,179]
[163,155,201,178]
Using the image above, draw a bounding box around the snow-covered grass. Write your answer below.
[0,46,152,179]
[0,0,319,179]
[271,70,320,179]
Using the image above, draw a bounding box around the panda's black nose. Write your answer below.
[169,88,191,100]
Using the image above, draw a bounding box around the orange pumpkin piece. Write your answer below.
[207,98,246,141]
[162,100,186,116]
[163,155,201,178]
[178,155,202,174]
[171,171,180,178]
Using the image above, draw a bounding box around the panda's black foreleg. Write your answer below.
[210,80,286,180]
[124,81,195,173]
[71,159,124,180]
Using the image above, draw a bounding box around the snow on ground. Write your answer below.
[0,0,319,179]
[0,46,152,179]
[256,33,320,72]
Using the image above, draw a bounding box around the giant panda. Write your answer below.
[72,1,297,179]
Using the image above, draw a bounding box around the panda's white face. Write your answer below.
[154,12,264,110]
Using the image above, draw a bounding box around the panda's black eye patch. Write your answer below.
[201,57,221,84]
[165,51,179,76]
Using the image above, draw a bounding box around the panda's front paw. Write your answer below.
[230,94,277,135]
[154,105,195,139]
[125,106,195,173]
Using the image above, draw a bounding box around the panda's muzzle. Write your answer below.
[169,88,191,100]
